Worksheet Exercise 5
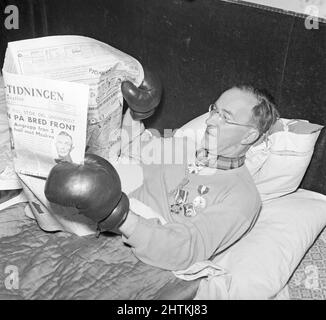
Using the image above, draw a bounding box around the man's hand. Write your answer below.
[121,67,162,120]
[118,211,139,237]
[44,153,130,234]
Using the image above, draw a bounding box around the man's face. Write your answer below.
[55,134,73,158]
[204,88,258,157]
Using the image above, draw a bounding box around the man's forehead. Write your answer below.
[57,134,71,141]
[216,88,258,113]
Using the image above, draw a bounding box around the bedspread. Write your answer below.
[0,203,199,300]
[288,227,326,300]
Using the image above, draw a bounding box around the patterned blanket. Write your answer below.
[288,227,326,300]
[0,203,198,300]
[1,201,326,299]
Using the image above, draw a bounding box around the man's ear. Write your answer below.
[240,128,259,145]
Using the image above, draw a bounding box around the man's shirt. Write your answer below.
[116,111,262,270]
[124,153,261,270]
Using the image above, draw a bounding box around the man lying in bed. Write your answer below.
[45,84,279,271]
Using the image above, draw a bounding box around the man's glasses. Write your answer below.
[208,104,255,128]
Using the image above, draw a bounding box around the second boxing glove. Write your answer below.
[121,67,162,120]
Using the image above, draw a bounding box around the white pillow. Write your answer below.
[247,119,323,200]
[175,114,323,201]
[174,112,208,140]
[174,112,207,164]
[195,189,326,299]
[174,112,207,146]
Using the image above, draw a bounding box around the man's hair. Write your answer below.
[234,85,280,143]
[57,131,73,142]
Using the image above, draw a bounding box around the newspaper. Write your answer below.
[18,173,97,236]
[3,71,89,177]
[0,144,22,190]
[0,75,10,146]
[1,36,144,234]
[0,75,26,210]
[3,35,144,160]
[3,35,144,176]
[0,144,26,213]
[0,74,23,191]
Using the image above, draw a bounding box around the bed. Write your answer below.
[287,129,326,300]
[0,109,326,300]
[0,202,200,299]
[288,227,326,300]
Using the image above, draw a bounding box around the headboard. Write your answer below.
[2,0,325,194]
[301,128,326,195]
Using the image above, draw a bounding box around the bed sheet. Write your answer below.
[288,226,326,300]
[0,203,199,300]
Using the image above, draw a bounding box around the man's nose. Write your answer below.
[206,112,223,126]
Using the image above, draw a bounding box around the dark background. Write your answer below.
[1,0,325,133]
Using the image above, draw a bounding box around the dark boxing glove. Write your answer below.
[121,67,162,120]
[44,153,129,235]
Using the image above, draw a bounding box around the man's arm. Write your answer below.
[119,190,260,271]
[119,67,162,160]
[119,210,139,236]
[119,108,146,160]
